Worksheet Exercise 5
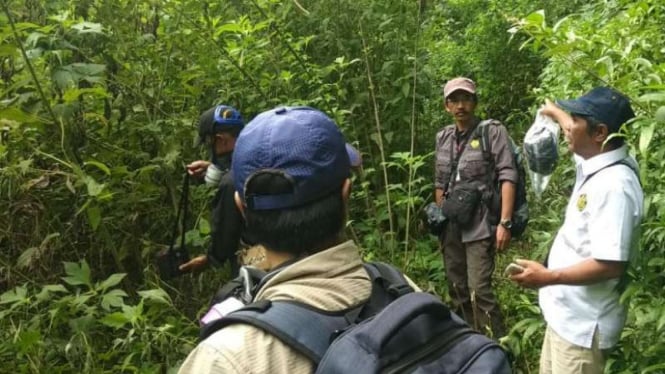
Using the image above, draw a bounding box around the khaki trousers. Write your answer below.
[540,325,607,374]
[440,222,505,338]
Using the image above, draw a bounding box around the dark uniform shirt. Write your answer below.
[208,170,250,275]
[434,119,518,242]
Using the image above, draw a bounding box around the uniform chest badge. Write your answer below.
[577,193,587,211]
[470,139,480,149]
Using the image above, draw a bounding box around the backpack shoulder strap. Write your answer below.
[199,263,414,364]
[364,262,413,298]
[617,159,641,186]
[475,119,503,159]
[200,299,349,364]
[580,158,640,189]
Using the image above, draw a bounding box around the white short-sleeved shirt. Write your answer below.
[539,146,643,349]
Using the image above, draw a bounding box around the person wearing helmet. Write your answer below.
[180,105,255,275]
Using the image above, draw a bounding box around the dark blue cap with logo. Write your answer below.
[232,106,351,210]
[556,87,635,132]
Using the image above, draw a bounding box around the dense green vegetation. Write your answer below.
[1,0,664,372]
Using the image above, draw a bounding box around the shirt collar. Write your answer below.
[578,145,629,179]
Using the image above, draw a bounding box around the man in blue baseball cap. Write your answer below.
[178,106,395,373]
[510,87,644,373]
[179,104,253,275]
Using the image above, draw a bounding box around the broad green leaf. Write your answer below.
[85,176,105,197]
[370,132,382,146]
[35,284,68,302]
[633,57,652,69]
[214,23,243,37]
[199,217,211,235]
[84,160,111,175]
[101,312,131,329]
[0,44,17,57]
[647,257,665,267]
[655,106,665,123]
[71,22,104,34]
[69,315,95,333]
[0,285,28,305]
[70,63,106,76]
[638,122,655,156]
[0,108,42,124]
[121,302,144,324]
[16,329,41,354]
[524,10,545,27]
[98,273,126,291]
[638,92,665,103]
[86,205,101,231]
[101,289,128,311]
[43,284,68,293]
[63,87,110,102]
[53,69,75,90]
[16,247,40,269]
[138,288,172,305]
[643,363,665,373]
[658,308,665,332]
[62,260,91,287]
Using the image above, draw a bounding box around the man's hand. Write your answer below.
[539,99,559,118]
[495,224,511,251]
[186,160,211,179]
[179,254,209,273]
[509,259,554,289]
[540,99,572,133]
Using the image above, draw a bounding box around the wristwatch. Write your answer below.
[500,219,513,229]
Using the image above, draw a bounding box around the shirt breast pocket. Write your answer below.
[436,144,452,180]
[459,151,488,180]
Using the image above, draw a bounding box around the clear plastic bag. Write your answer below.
[523,110,560,196]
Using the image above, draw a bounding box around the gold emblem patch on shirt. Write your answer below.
[470,139,480,149]
[577,193,587,211]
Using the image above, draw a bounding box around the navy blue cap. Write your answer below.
[232,106,351,210]
[556,87,635,132]
[197,105,244,144]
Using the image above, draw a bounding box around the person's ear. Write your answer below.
[234,191,245,218]
[341,178,352,202]
[443,98,453,113]
[594,123,610,143]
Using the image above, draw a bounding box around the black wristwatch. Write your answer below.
[500,219,513,229]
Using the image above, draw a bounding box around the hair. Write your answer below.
[582,115,624,149]
[243,173,346,256]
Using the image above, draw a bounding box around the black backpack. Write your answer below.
[200,262,511,374]
[475,120,529,238]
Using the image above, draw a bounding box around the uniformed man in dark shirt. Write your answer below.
[179,105,251,275]
[434,77,517,338]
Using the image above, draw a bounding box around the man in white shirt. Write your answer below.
[510,87,643,374]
